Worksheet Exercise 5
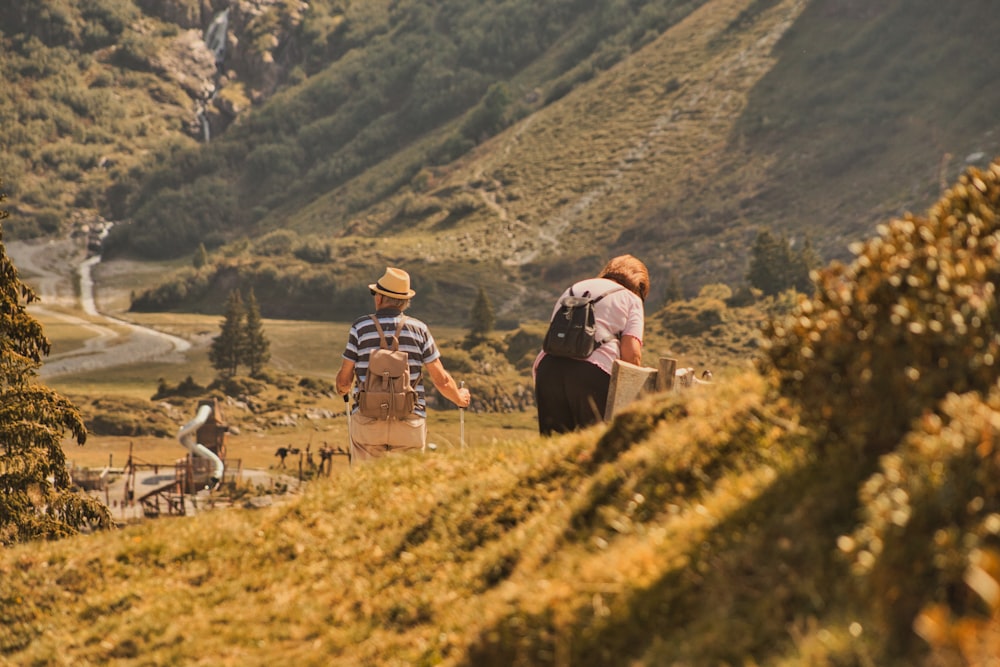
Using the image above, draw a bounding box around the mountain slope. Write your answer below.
[3,0,1000,325]
[118,0,1000,322]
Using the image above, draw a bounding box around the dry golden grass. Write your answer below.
[63,409,537,471]
[5,372,824,666]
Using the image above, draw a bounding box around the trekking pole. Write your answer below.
[343,384,353,468]
[459,380,466,449]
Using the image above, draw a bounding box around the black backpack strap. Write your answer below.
[591,285,625,304]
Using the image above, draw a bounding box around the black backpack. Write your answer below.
[542,284,625,359]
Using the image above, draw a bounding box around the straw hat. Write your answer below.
[369,267,415,299]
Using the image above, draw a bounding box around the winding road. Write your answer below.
[6,239,192,378]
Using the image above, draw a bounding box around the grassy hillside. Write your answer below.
[3,374,815,667]
[114,0,1000,326]
[5,0,1000,326]
[5,162,1000,665]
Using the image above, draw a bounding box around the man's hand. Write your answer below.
[335,359,356,396]
[426,359,471,408]
[456,385,471,408]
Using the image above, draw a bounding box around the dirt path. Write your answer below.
[7,239,192,378]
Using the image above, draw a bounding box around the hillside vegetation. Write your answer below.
[5,162,1000,665]
[4,0,1000,326]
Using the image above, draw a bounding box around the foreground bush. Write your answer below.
[762,160,1000,456]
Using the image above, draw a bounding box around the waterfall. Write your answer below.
[199,9,229,143]
[197,104,211,142]
[205,9,229,67]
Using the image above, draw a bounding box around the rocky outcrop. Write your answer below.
[136,0,228,30]
[137,0,309,140]
[152,28,218,100]
[218,0,309,102]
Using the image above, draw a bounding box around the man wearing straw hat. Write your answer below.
[335,267,471,462]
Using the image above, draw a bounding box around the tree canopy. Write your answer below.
[746,228,820,296]
[209,289,246,379]
[209,288,271,378]
[468,285,496,338]
[0,184,112,544]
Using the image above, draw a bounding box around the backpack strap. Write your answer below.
[588,285,628,347]
[591,285,625,304]
[369,315,398,351]
[369,315,421,388]
[568,282,624,304]
[393,315,405,353]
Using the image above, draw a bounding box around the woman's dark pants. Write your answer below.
[534,354,611,435]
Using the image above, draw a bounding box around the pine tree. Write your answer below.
[193,242,209,269]
[469,286,495,339]
[747,229,823,296]
[0,184,111,544]
[663,273,683,304]
[209,290,246,378]
[243,288,270,376]
[747,228,790,296]
[789,237,822,294]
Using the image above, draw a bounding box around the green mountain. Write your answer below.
[2,0,999,323]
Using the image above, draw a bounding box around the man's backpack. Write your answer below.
[357,315,420,420]
[542,284,625,359]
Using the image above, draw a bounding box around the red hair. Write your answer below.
[598,254,650,301]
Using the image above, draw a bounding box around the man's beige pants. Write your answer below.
[349,413,426,463]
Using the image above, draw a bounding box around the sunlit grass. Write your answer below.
[2,372,828,666]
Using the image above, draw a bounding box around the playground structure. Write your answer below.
[122,398,241,518]
[177,398,227,492]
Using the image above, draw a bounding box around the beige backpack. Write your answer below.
[357,315,420,420]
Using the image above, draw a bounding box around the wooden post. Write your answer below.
[656,357,677,392]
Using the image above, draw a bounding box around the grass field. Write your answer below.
[40,307,540,476]
[64,408,539,470]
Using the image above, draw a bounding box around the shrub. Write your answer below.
[397,194,444,220]
[843,387,1000,653]
[152,375,206,400]
[254,229,299,257]
[293,236,332,264]
[81,397,176,437]
[762,161,1000,457]
[503,324,545,370]
[660,290,727,337]
[438,347,475,374]
[212,375,268,397]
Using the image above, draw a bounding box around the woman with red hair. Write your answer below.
[533,254,650,435]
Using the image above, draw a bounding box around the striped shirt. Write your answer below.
[342,308,440,417]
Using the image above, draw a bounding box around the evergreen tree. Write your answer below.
[209,290,246,378]
[461,82,511,142]
[468,286,495,338]
[747,228,791,296]
[789,237,822,294]
[747,229,823,296]
[0,184,111,544]
[663,273,683,304]
[243,288,270,376]
[193,242,209,269]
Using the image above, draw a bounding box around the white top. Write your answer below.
[534,277,645,377]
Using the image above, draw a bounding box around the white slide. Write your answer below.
[178,403,225,490]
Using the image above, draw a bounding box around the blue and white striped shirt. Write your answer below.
[342,308,440,417]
